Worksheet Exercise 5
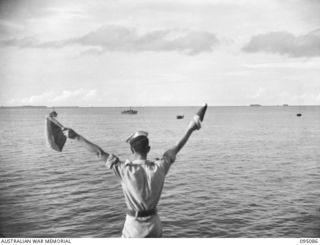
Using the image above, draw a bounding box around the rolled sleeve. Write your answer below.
[106,154,123,178]
[157,149,176,175]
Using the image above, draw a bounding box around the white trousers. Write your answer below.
[121,214,162,238]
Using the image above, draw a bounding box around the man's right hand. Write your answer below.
[63,128,79,139]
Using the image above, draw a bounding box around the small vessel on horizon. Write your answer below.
[121,107,138,114]
[176,115,184,119]
[250,104,262,107]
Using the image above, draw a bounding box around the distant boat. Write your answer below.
[176,115,184,119]
[122,107,138,114]
[296,113,302,117]
[283,104,289,106]
[250,104,261,107]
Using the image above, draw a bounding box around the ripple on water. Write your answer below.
[1,106,320,237]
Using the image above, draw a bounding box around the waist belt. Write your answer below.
[127,208,157,218]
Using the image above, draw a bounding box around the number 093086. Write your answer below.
[300,239,318,243]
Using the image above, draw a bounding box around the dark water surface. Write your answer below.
[0,106,319,237]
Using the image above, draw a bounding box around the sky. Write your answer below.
[0,0,319,106]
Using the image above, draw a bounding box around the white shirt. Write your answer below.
[106,152,175,211]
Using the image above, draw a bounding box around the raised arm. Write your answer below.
[64,128,109,162]
[163,103,207,162]
[164,116,201,160]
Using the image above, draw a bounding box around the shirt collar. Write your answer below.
[125,159,147,165]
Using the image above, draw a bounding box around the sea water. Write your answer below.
[0,106,319,237]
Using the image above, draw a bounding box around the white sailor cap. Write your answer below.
[126,131,149,144]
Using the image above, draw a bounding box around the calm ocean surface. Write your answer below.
[0,106,319,238]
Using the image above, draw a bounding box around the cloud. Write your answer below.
[51,89,96,103]
[9,91,55,105]
[1,36,41,48]
[243,29,320,57]
[1,25,220,55]
[244,60,320,69]
[11,89,97,106]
